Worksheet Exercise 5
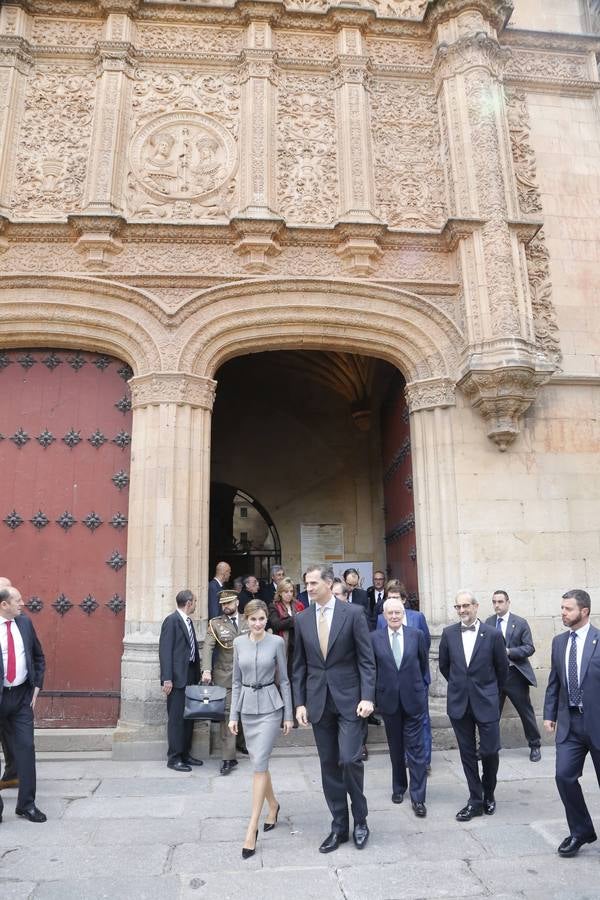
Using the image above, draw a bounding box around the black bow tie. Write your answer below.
[461,624,476,632]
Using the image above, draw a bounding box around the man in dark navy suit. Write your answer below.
[208,561,231,620]
[159,589,203,772]
[439,590,508,821]
[544,589,600,857]
[294,564,376,853]
[0,586,46,824]
[367,570,386,628]
[371,595,429,816]
[486,590,541,761]
[343,569,370,624]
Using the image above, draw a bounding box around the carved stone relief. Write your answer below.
[276,74,339,225]
[11,66,96,219]
[505,89,561,365]
[274,31,335,62]
[126,69,240,221]
[282,0,427,15]
[365,38,433,69]
[135,24,242,56]
[506,50,589,83]
[369,79,446,230]
[30,17,103,46]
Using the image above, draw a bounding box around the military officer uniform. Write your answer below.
[201,590,249,774]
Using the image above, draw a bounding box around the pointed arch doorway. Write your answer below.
[209,482,281,581]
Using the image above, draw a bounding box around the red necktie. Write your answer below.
[6,621,16,683]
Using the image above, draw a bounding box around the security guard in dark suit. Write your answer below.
[201,590,250,774]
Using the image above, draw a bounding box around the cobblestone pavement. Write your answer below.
[1,746,599,899]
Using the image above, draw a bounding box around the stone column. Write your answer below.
[333,25,378,223]
[432,0,554,448]
[82,9,136,217]
[113,372,216,759]
[0,4,32,217]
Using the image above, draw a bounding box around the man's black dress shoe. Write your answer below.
[412,801,427,818]
[367,714,382,726]
[167,761,192,772]
[182,756,203,767]
[392,792,404,804]
[529,746,542,762]
[361,745,369,761]
[230,759,238,768]
[557,833,597,857]
[220,760,232,776]
[16,805,47,823]
[319,831,349,853]
[353,822,370,849]
[456,804,483,822]
[483,796,496,816]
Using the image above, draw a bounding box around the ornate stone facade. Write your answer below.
[1,0,599,755]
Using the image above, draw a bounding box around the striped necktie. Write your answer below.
[186,617,195,662]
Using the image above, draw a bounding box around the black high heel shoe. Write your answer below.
[242,829,258,859]
[263,803,280,832]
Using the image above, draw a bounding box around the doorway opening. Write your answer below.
[209,482,281,581]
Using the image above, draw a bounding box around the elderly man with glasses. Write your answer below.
[439,590,509,822]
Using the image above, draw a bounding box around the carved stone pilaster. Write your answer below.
[69,213,124,268]
[237,31,279,219]
[405,377,456,413]
[129,372,217,411]
[458,355,553,450]
[333,28,379,224]
[82,25,136,217]
[232,216,284,274]
[0,28,32,217]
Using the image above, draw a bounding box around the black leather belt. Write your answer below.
[242,681,275,691]
[569,706,584,714]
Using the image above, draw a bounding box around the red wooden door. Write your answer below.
[380,370,419,606]
[0,349,131,726]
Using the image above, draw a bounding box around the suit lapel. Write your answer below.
[557,632,570,691]
[399,625,413,671]
[327,599,347,656]
[581,627,600,684]
[307,603,325,660]
[506,613,515,647]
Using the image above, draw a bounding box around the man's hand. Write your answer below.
[162,680,173,696]
[357,700,374,718]
[296,705,309,727]
[30,686,40,710]
[201,671,212,685]
[544,719,556,733]
[228,720,238,735]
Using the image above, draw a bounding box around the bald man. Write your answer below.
[0,577,18,791]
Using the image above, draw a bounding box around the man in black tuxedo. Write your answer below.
[439,590,508,821]
[0,586,46,823]
[371,595,429,816]
[294,564,376,852]
[159,589,203,772]
[544,589,600,857]
[208,561,231,620]
[367,570,386,626]
[486,590,541,761]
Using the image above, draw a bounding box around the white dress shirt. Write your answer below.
[315,596,336,626]
[0,615,27,687]
[564,622,591,686]
[461,619,480,666]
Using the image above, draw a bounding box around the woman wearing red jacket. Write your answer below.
[269,577,304,712]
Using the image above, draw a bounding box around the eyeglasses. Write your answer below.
[454,603,474,611]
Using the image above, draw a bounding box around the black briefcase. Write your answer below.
[183,684,227,722]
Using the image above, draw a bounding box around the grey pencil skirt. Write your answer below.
[241,708,283,773]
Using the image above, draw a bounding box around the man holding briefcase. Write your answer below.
[159,590,203,772]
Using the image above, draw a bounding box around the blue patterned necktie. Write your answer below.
[392,630,402,669]
[568,631,582,706]
[496,617,503,631]
[186,617,196,662]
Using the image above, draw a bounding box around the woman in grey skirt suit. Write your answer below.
[229,599,294,857]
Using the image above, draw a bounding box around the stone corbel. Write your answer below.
[458,348,554,450]
[232,217,284,274]
[69,214,125,269]
[441,217,486,250]
[334,222,384,277]
[425,0,514,33]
